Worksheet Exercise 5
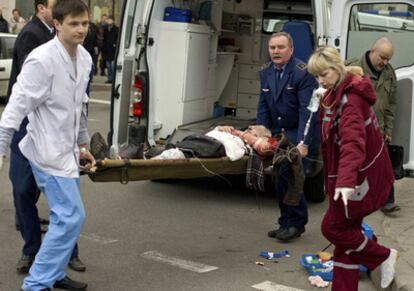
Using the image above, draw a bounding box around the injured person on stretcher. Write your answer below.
[215,125,278,158]
[151,125,279,161]
[89,125,279,161]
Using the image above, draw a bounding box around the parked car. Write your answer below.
[0,33,16,102]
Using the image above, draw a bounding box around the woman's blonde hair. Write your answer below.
[308,46,363,79]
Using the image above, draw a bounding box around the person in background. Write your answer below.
[102,14,118,83]
[257,32,319,242]
[347,37,399,214]
[0,9,9,33]
[83,18,98,75]
[307,46,398,291]
[0,0,94,289]
[9,8,26,34]
[6,0,86,276]
[97,13,107,76]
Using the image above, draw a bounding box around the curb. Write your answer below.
[393,249,414,291]
[366,211,414,291]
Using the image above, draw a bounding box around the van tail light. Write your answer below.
[131,76,144,118]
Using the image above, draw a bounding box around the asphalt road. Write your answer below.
[0,89,377,291]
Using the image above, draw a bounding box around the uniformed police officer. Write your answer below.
[257,32,319,241]
[347,37,399,214]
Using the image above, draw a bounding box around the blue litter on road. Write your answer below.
[259,250,290,260]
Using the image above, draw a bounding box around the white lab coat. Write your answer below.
[0,36,92,177]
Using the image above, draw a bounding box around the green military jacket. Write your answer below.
[347,53,397,136]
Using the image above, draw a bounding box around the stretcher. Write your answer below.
[87,117,262,183]
[87,156,261,184]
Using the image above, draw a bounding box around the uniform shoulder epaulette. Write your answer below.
[260,61,272,70]
[296,62,307,70]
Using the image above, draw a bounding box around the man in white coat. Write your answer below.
[0,0,95,290]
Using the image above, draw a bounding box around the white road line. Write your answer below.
[141,250,219,273]
[252,281,305,291]
[89,98,110,105]
[79,233,118,245]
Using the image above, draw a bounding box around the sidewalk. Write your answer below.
[365,178,414,291]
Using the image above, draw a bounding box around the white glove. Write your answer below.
[308,87,327,112]
[334,187,355,206]
[315,87,327,98]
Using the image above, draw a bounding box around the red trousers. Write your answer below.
[321,197,390,291]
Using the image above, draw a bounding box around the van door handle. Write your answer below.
[114,84,120,99]
[0,67,5,72]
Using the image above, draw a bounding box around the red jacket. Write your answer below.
[320,73,393,218]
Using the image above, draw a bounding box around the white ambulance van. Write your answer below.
[93,0,414,201]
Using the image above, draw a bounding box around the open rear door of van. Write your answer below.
[109,0,153,150]
[329,0,414,172]
[97,0,261,184]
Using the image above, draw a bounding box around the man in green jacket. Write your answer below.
[347,37,399,213]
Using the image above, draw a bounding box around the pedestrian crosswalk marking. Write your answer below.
[252,281,305,291]
[89,98,110,105]
[141,250,219,273]
[79,233,118,244]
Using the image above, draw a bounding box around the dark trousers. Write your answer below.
[10,121,79,258]
[273,131,316,228]
[384,185,395,205]
[99,54,106,75]
[275,161,308,228]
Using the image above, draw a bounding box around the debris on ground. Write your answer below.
[259,250,290,260]
[308,275,330,288]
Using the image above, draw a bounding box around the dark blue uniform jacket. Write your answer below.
[256,57,319,152]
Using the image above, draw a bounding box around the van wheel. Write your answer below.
[304,169,325,203]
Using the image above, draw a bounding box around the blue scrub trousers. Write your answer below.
[10,119,80,259]
[22,164,85,291]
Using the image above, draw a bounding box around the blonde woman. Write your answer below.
[307,46,397,291]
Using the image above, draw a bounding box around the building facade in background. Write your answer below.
[0,0,124,25]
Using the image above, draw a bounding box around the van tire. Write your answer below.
[304,169,325,203]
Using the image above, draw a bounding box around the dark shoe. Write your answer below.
[68,257,86,272]
[90,132,110,160]
[276,226,305,242]
[381,203,401,214]
[267,227,285,238]
[16,255,35,274]
[54,276,87,291]
[118,142,145,159]
[105,80,112,84]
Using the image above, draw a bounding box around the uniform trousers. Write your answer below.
[321,197,390,291]
[22,164,85,291]
[275,148,313,229]
[275,162,308,228]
